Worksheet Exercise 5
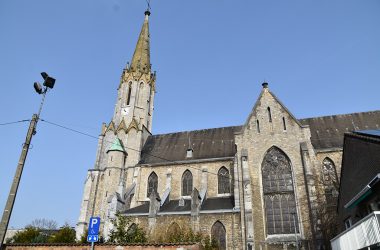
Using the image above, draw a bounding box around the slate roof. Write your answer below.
[300,110,380,150]
[123,197,235,215]
[123,202,149,214]
[201,196,234,210]
[160,199,191,212]
[138,126,241,165]
[138,111,380,164]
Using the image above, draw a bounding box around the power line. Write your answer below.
[39,118,332,190]
[39,118,333,227]
[40,118,238,181]
[0,119,30,126]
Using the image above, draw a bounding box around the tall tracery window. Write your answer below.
[147,172,158,197]
[218,167,230,194]
[262,147,298,234]
[322,158,339,205]
[182,170,193,196]
[211,221,226,250]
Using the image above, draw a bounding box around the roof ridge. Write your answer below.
[300,110,380,121]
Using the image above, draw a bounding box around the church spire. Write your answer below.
[129,10,151,74]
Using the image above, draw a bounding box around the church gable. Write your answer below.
[243,83,304,135]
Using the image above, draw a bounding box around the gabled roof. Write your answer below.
[138,126,240,165]
[300,110,380,150]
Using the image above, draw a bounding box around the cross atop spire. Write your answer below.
[129,11,151,74]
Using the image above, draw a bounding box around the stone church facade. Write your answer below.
[76,11,380,249]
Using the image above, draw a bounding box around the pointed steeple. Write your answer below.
[129,11,151,74]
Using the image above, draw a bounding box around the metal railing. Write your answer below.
[331,211,380,250]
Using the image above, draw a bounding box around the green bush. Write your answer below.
[8,226,49,243]
[48,224,76,243]
[108,213,147,244]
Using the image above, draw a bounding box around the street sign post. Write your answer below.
[87,217,100,249]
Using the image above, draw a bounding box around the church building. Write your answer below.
[76,10,380,249]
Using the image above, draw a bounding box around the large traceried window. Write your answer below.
[182,170,193,196]
[211,221,226,250]
[218,167,230,194]
[322,158,339,205]
[147,172,158,197]
[262,147,298,235]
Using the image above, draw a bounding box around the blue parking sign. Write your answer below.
[87,217,100,243]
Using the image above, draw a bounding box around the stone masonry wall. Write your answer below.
[129,213,242,249]
[235,87,317,249]
[135,160,234,203]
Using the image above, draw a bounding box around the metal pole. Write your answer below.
[91,242,94,250]
[0,114,38,248]
[292,212,299,250]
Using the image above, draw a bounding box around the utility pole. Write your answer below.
[0,73,55,249]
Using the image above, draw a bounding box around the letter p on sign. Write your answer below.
[91,218,98,227]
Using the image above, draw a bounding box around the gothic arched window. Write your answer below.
[262,147,298,235]
[167,222,181,241]
[147,172,158,197]
[322,158,339,204]
[211,221,226,250]
[126,83,132,105]
[322,158,338,185]
[267,107,272,122]
[182,170,193,196]
[137,82,144,106]
[218,167,230,194]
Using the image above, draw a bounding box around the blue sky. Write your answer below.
[0,0,379,228]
